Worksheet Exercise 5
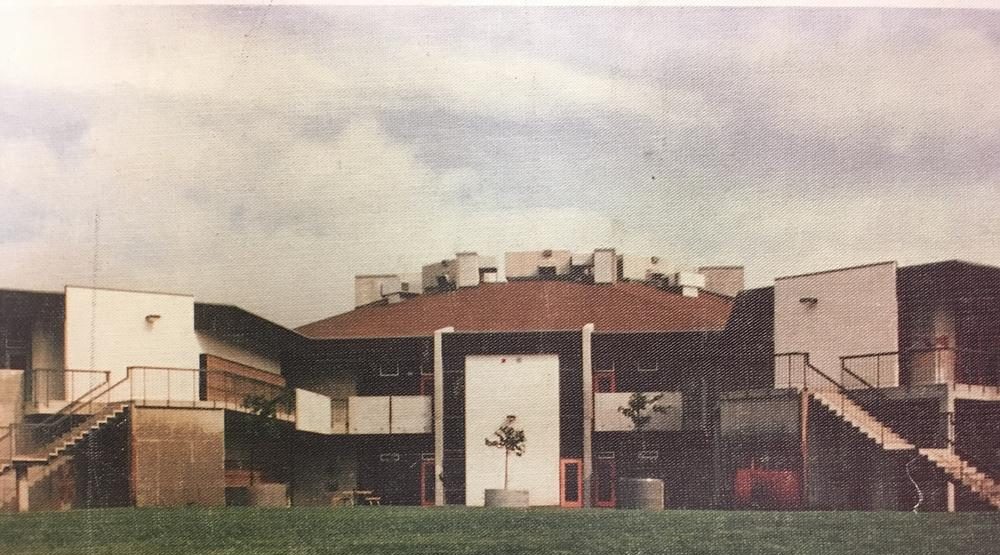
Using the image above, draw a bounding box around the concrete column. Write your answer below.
[15,464,28,513]
[943,393,956,512]
[581,324,594,507]
[433,326,454,506]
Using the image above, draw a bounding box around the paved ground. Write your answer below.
[1,507,999,554]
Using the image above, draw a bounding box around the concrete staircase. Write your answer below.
[810,390,914,450]
[809,389,999,510]
[920,448,1000,509]
[31,403,130,463]
[0,403,128,510]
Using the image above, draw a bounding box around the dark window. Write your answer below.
[594,371,616,393]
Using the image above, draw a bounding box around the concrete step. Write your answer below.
[815,394,914,449]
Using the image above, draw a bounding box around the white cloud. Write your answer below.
[737,20,1000,141]
[2,7,999,326]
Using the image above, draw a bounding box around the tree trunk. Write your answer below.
[504,449,510,489]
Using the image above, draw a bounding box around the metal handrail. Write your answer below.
[35,372,125,428]
[775,352,895,446]
[843,346,1000,387]
[24,368,112,406]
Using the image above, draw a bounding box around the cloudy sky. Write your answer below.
[1,6,998,327]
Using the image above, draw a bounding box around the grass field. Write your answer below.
[1,507,999,555]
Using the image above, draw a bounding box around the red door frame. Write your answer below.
[420,459,435,507]
[419,374,433,396]
[560,459,583,508]
[592,457,617,508]
[594,371,616,393]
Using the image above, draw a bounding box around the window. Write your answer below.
[636,360,658,373]
[637,450,659,461]
[594,371,616,393]
[538,266,557,277]
[378,362,399,377]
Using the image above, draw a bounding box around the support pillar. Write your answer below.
[433,326,454,506]
[15,463,28,513]
[581,323,594,508]
[944,393,956,512]
[800,390,809,509]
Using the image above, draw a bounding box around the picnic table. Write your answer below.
[333,490,380,506]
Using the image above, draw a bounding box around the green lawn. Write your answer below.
[1,507,999,555]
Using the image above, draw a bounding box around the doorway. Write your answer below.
[420,459,435,506]
[593,456,616,508]
[560,459,583,508]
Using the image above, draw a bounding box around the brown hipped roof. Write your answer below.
[296,281,733,339]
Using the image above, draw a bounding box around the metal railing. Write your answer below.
[199,367,294,417]
[841,347,1000,389]
[1,367,295,467]
[24,368,111,407]
[839,352,898,390]
[775,352,894,446]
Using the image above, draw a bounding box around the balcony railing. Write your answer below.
[333,395,432,435]
[23,368,111,408]
[593,391,682,432]
[841,347,1000,388]
[1,366,296,466]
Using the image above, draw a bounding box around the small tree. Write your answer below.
[484,415,526,489]
[618,392,668,452]
[242,388,294,485]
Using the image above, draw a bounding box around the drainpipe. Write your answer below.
[582,323,595,508]
[433,326,454,506]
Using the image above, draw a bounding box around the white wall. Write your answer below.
[295,388,333,435]
[348,396,390,434]
[65,286,201,401]
[196,332,281,375]
[774,262,900,389]
[594,392,682,432]
[390,396,432,434]
[504,250,573,279]
[464,354,560,506]
[620,255,675,281]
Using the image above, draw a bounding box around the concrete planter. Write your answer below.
[248,483,289,507]
[484,489,529,508]
[617,478,664,510]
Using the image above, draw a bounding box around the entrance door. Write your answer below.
[420,459,435,507]
[593,457,616,508]
[560,459,583,508]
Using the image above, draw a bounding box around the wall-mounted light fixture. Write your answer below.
[145,314,161,324]
[799,297,818,307]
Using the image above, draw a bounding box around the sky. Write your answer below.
[1,6,999,327]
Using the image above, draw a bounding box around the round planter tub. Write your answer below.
[617,478,664,510]
[484,489,529,508]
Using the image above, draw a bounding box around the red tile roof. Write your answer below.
[296,281,734,339]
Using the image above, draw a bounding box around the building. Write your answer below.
[1,252,998,512]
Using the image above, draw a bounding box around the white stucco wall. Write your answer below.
[348,396,390,434]
[295,388,333,435]
[65,286,201,401]
[504,250,573,279]
[774,262,900,389]
[465,354,560,506]
[390,396,432,434]
[594,391,682,432]
[196,332,281,375]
